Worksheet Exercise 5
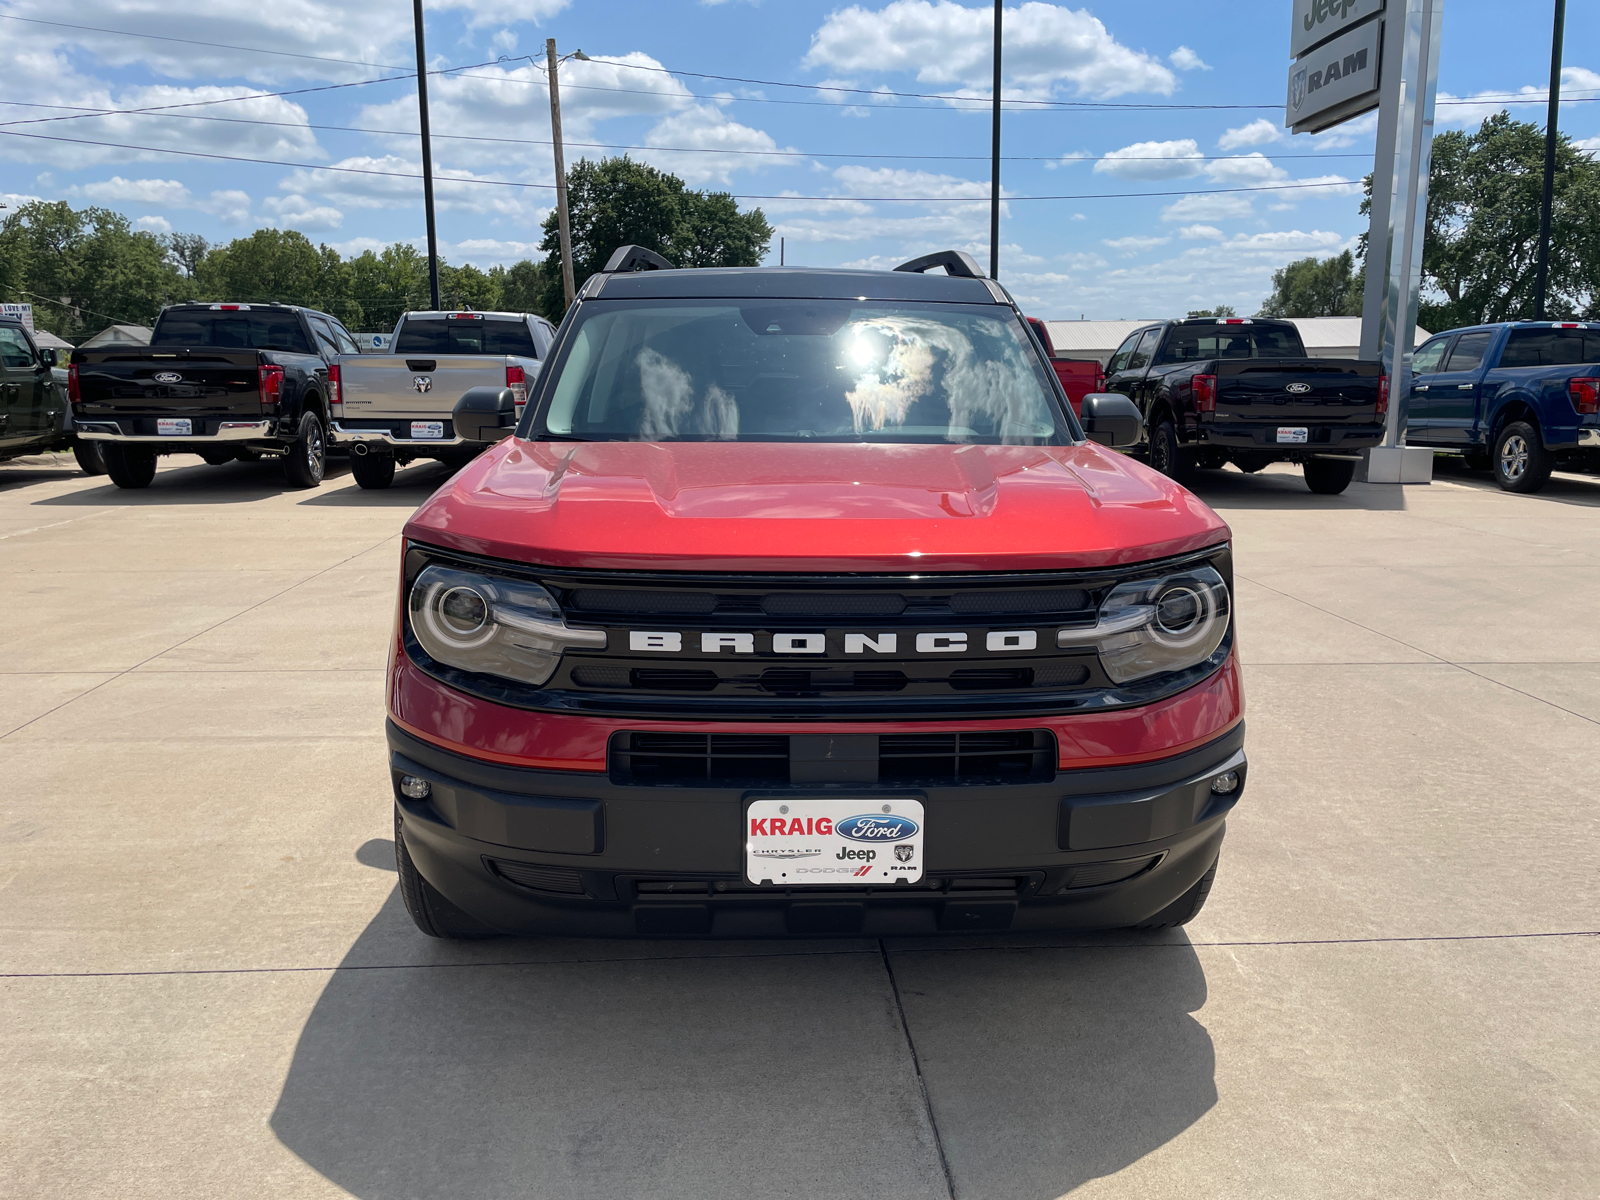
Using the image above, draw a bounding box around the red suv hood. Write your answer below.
[404,440,1229,572]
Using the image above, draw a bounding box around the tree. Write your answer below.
[439,262,500,312]
[1257,251,1363,318]
[345,243,431,331]
[537,156,772,319]
[195,229,350,321]
[1186,305,1237,319]
[1404,112,1600,327]
[492,259,547,314]
[165,233,210,278]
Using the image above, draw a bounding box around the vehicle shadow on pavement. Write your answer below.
[1429,457,1600,507]
[1181,466,1410,512]
[30,458,316,505]
[297,463,461,507]
[270,889,1214,1199]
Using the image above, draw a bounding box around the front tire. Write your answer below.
[1303,456,1356,495]
[1147,418,1193,482]
[350,453,396,489]
[1492,421,1554,493]
[72,441,108,476]
[104,445,157,489]
[282,410,326,489]
[394,811,498,939]
[1133,856,1218,929]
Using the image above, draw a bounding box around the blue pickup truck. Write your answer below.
[1404,321,1600,492]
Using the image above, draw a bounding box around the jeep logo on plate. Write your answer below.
[412,376,432,394]
[1286,382,1312,394]
[836,815,919,842]
[153,372,182,384]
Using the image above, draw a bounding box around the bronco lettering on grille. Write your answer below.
[625,629,1040,655]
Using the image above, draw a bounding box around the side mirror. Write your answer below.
[38,348,57,368]
[452,386,517,444]
[1079,393,1143,449]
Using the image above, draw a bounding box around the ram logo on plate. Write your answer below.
[836,814,919,842]
[152,372,182,384]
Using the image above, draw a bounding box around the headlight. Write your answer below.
[408,564,605,686]
[1058,564,1229,684]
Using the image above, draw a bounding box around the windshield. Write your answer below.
[152,310,313,354]
[394,318,539,357]
[1158,324,1303,363]
[529,300,1068,444]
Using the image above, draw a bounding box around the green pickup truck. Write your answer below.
[0,316,103,473]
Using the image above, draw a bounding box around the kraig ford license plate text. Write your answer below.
[745,798,924,886]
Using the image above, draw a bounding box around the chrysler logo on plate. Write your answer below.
[1286,382,1312,394]
[153,372,182,384]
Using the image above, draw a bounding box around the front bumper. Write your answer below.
[389,718,1246,938]
[76,419,275,443]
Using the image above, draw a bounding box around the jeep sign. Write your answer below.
[1287,17,1382,134]
[1291,0,1385,59]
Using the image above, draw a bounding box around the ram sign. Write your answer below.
[1287,16,1383,134]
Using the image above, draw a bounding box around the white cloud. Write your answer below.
[1102,235,1170,255]
[79,177,193,206]
[804,0,1177,101]
[133,215,173,234]
[1070,212,1086,220]
[1436,68,1600,129]
[1576,135,1600,155]
[1169,47,1209,71]
[636,105,798,186]
[1179,224,1224,240]
[1160,192,1254,222]
[198,190,254,223]
[262,194,344,231]
[278,155,535,217]
[1218,119,1284,150]
[1094,139,1204,181]
[833,166,995,200]
[1203,152,1287,185]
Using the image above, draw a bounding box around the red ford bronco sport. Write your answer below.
[387,247,1245,939]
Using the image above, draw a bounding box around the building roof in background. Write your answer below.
[1042,320,1162,356]
[1284,316,1431,350]
[31,329,74,350]
[79,324,153,348]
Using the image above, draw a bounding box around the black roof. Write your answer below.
[592,266,1002,305]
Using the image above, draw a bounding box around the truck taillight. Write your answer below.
[258,364,285,406]
[1376,374,1390,418]
[1571,377,1599,415]
[507,364,528,408]
[1096,365,1105,392]
[67,362,81,404]
[326,363,341,406]
[1193,374,1217,413]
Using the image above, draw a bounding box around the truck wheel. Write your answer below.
[1303,457,1356,495]
[350,453,396,490]
[1132,855,1218,930]
[1148,419,1193,481]
[282,411,326,489]
[394,811,498,939]
[104,445,157,489]
[1493,421,1554,493]
[72,441,108,476]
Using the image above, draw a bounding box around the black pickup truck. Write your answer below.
[1102,317,1387,494]
[71,302,361,489]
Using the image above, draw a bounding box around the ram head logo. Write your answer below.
[1290,69,1307,113]
[412,376,433,394]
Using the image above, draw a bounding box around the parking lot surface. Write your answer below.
[3,452,1597,1199]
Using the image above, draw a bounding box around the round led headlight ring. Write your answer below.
[1147,576,1222,651]
[415,578,498,652]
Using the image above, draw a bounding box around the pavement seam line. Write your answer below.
[879,940,958,1200]
[0,531,401,742]
[4,929,1597,980]
[0,504,127,541]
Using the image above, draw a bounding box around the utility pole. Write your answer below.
[1533,0,1566,321]
[547,39,578,312]
[412,0,440,310]
[989,0,1002,280]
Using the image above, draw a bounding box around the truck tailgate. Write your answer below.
[75,349,265,429]
[340,356,511,419]
[1215,359,1383,423]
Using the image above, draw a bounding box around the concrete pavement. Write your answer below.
[2,451,1597,1199]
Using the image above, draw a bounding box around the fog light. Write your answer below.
[399,775,432,800]
[1210,771,1239,795]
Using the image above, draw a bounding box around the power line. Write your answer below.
[0,128,1363,201]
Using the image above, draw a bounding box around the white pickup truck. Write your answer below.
[331,310,558,488]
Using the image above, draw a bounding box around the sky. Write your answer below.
[2,0,1597,320]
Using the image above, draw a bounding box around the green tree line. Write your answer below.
[0,156,770,342]
[1259,113,1600,326]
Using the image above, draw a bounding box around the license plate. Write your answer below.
[1276,426,1309,444]
[157,418,191,436]
[745,798,924,886]
[411,421,445,440]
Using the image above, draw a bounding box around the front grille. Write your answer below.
[610,729,1055,786]
[571,589,717,615]
[487,860,586,894]
[628,874,1033,897]
[948,588,1088,614]
[630,669,720,692]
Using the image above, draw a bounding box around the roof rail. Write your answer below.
[892,250,986,279]
[601,244,676,273]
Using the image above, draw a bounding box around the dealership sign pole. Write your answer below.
[1288,0,1442,484]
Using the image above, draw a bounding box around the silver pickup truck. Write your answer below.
[331,310,557,488]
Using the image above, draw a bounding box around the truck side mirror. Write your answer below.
[38,348,56,368]
[452,386,518,444]
[1079,393,1143,449]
